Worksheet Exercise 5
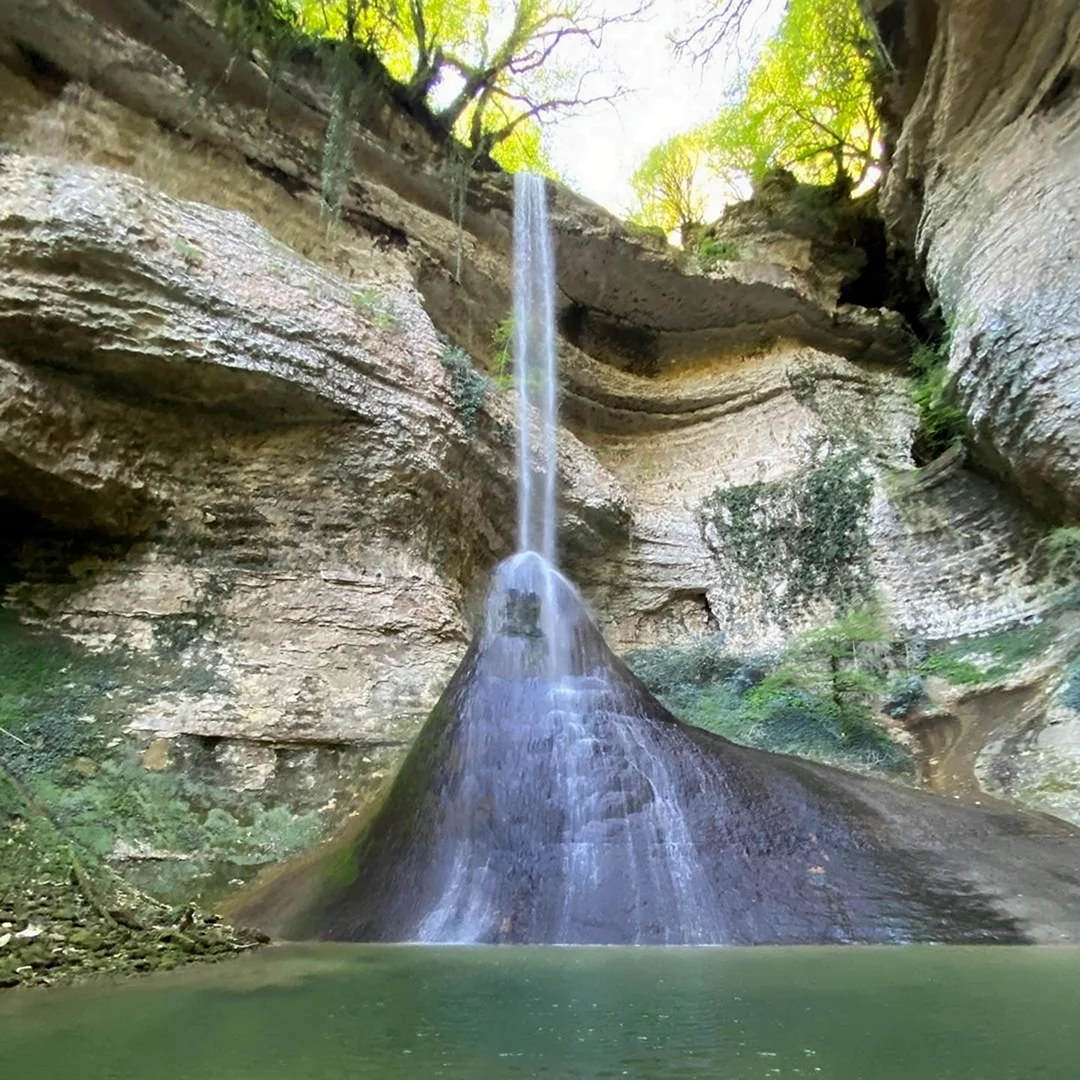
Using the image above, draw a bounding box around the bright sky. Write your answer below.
[542,0,786,217]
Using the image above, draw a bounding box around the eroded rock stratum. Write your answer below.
[0,0,1078,906]
[867,0,1080,520]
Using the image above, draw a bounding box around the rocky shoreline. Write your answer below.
[0,772,266,991]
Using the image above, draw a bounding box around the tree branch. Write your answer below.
[673,0,756,65]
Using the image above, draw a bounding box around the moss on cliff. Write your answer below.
[439,342,489,433]
[700,446,874,622]
[0,610,333,913]
[908,339,967,462]
[0,768,267,989]
[917,624,1054,686]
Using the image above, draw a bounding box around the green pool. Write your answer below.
[2,944,1080,1078]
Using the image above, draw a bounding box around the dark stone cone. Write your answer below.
[243,556,1080,945]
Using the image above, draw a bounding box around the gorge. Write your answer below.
[226,168,1080,948]
[0,0,1078,995]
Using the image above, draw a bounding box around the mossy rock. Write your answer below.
[700,448,874,623]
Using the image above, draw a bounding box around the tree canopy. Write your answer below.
[628,128,712,237]
[672,0,756,65]
[631,0,881,235]
[226,0,649,175]
[710,0,880,187]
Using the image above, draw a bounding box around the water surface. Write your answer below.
[3,944,1080,1078]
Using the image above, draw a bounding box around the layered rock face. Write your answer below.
[866,0,1080,521]
[563,340,1049,652]
[0,0,1049,647]
[0,144,625,894]
[860,0,1080,826]
[0,0,1076,904]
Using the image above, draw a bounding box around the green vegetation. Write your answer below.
[353,285,402,331]
[0,612,121,781]
[629,128,714,237]
[321,49,363,217]
[909,340,966,461]
[0,772,265,989]
[1037,526,1080,585]
[1022,772,1080,797]
[625,606,911,776]
[631,0,881,232]
[882,673,927,718]
[32,761,322,880]
[0,612,329,914]
[711,0,880,187]
[172,236,204,267]
[0,612,277,987]
[916,623,1055,686]
[439,343,489,432]
[491,313,515,387]
[215,0,643,183]
[624,634,750,697]
[701,447,874,622]
[696,235,741,270]
[629,604,1066,777]
[625,221,669,243]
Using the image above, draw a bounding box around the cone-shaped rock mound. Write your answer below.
[239,555,1080,945]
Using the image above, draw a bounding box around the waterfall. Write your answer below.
[390,180,729,941]
[255,177,1080,948]
[512,173,559,566]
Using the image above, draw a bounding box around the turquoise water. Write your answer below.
[3,945,1080,1078]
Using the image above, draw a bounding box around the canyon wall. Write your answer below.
[864,0,1080,521]
[0,0,1077,898]
[860,0,1080,838]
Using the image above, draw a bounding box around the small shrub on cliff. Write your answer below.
[909,341,966,461]
[439,344,489,434]
[696,236,741,271]
[1036,526,1080,585]
[171,236,204,267]
[353,286,401,331]
[883,674,927,718]
[491,314,515,388]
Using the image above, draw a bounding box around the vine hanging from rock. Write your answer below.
[700,443,875,623]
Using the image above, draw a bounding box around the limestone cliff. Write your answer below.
[0,143,627,898]
[859,0,1080,830]
[864,0,1080,521]
[0,0,1077,910]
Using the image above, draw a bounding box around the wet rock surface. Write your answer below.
[240,560,1080,946]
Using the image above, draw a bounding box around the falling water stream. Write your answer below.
[512,172,559,566]
[378,175,729,943]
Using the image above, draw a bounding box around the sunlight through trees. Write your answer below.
[632,0,882,236]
